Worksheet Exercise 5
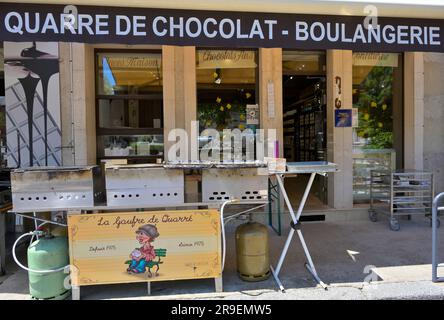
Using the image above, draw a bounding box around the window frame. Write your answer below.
[195,47,260,124]
[94,48,164,161]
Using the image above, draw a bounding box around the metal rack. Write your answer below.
[369,169,436,231]
[432,192,444,283]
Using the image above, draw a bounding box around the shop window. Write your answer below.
[95,51,163,162]
[196,49,258,161]
[352,53,403,203]
[282,51,326,76]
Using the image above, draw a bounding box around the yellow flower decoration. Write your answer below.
[371,101,377,108]
[226,103,232,110]
[245,92,252,99]
[238,124,245,130]
[239,114,246,121]
[216,97,222,104]
[220,106,224,112]
[382,104,388,111]
[378,122,383,128]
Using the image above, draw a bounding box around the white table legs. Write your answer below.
[271,173,327,292]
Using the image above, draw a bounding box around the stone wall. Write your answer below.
[424,53,444,194]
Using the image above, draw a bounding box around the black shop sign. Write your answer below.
[1,3,443,52]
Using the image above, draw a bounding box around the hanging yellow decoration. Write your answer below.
[239,114,246,121]
[226,103,232,110]
[363,113,370,121]
[238,124,245,130]
[378,122,383,128]
[220,106,224,112]
[216,97,222,104]
[382,104,388,111]
[213,72,219,79]
[371,101,377,108]
[245,92,252,99]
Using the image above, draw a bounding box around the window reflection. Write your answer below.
[95,51,164,162]
[196,49,258,161]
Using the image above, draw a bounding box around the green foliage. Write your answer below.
[197,90,253,131]
[354,66,394,149]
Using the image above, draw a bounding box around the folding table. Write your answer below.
[269,161,338,292]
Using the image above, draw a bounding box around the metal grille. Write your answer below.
[105,165,185,207]
[202,168,268,202]
[11,166,105,211]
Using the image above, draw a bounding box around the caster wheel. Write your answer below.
[430,218,441,229]
[368,210,378,222]
[390,218,400,231]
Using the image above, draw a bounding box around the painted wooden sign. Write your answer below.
[67,210,221,286]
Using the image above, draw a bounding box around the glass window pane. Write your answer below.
[352,52,403,203]
[196,50,257,130]
[96,52,162,95]
[282,51,326,75]
[98,99,163,129]
[95,51,164,162]
[196,49,258,161]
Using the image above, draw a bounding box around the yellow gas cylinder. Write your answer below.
[235,221,270,281]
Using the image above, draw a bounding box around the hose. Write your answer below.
[29,222,50,245]
[13,231,69,274]
[220,199,239,272]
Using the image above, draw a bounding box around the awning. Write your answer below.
[10,0,444,20]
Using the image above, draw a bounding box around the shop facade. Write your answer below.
[1,1,444,214]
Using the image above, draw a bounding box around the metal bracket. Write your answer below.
[290,220,301,230]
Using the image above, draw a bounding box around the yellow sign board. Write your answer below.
[67,210,221,286]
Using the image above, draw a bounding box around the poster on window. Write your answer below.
[4,42,61,168]
[246,104,259,125]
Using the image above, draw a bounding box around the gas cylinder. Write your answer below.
[27,235,70,300]
[235,221,270,281]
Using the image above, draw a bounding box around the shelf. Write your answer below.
[369,170,434,221]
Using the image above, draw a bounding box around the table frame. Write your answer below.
[270,172,329,292]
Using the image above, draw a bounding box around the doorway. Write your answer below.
[282,51,328,210]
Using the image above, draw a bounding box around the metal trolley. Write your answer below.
[369,169,436,231]
[432,192,444,283]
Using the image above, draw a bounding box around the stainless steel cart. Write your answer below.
[369,169,436,231]
[432,192,444,283]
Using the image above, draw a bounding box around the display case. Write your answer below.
[353,149,396,202]
[97,134,164,159]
